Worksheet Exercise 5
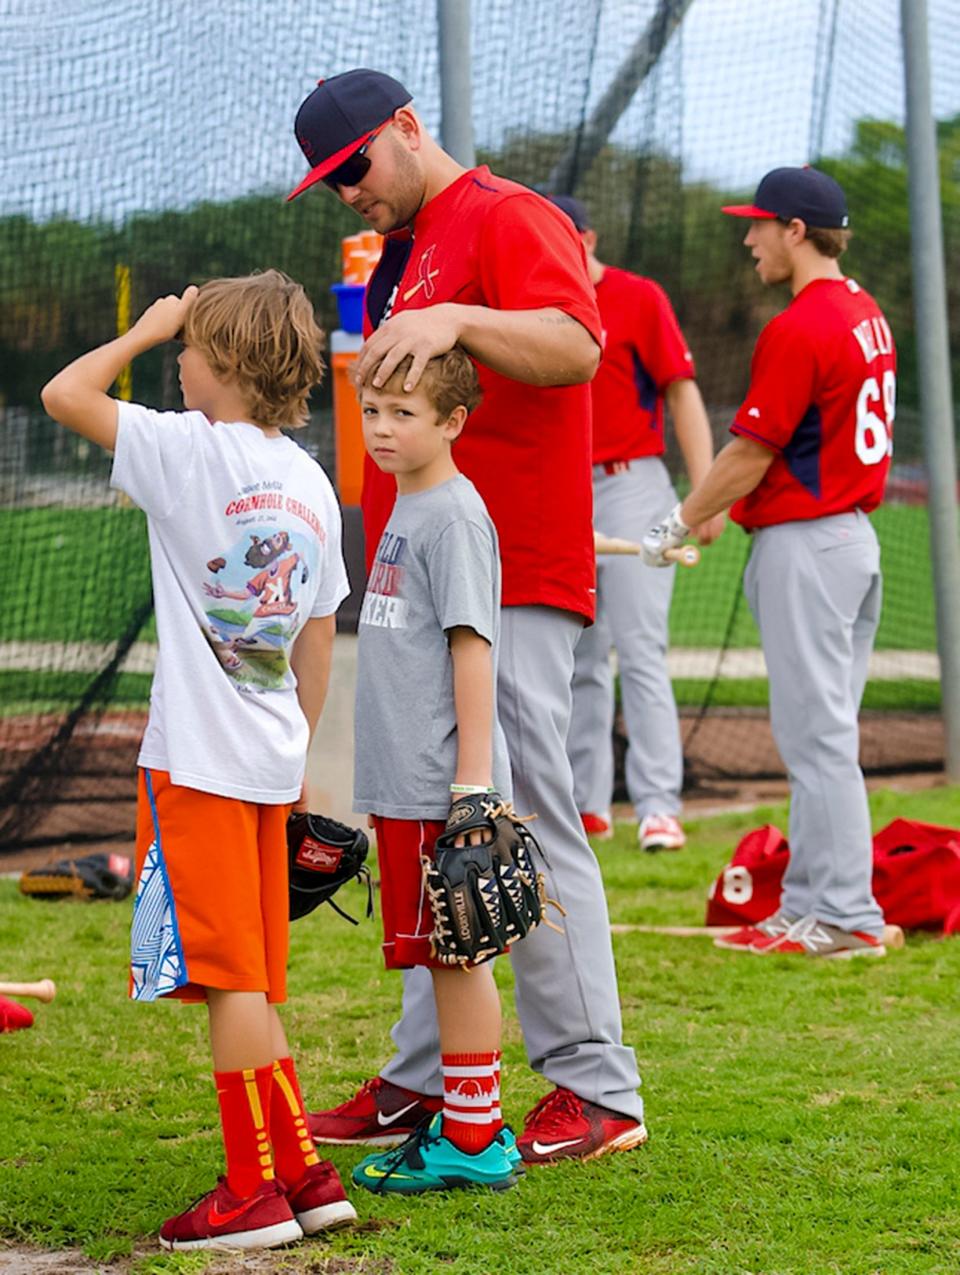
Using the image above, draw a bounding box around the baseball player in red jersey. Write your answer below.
[548,195,724,851]
[643,166,896,958]
[287,70,646,1162]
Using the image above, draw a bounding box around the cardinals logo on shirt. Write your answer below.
[403,245,439,303]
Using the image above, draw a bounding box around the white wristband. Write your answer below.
[449,784,495,795]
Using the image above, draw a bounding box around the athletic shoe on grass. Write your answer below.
[713,909,797,952]
[580,811,614,839]
[765,914,886,958]
[159,1178,302,1252]
[352,1114,517,1194]
[308,1076,442,1146]
[517,1087,648,1164]
[285,1160,357,1234]
[638,814,685,852]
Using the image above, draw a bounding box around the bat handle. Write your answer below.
[663,544,700,567]
[0,979,57,1003]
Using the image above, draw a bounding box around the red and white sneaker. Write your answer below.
[308,1077,442,1146]
[159,1178,302,1252]
[285,1160,357,1234]
[580,811,614,840]
[517,1087,648,1164]
[713,909,797,952]
[770,915,886,959]
[638,814,685,852]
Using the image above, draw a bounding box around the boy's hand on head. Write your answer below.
[356,305,462,392]
[130,286,199,348]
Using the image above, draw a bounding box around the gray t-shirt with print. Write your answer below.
[354,473,511,819]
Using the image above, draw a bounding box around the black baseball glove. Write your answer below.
[19,852,134,901]
[421,792,564,967]
[287,812,373,923]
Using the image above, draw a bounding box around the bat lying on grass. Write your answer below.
[0,979,57,1002]
[611,923,906,948]
[594,531,700,566]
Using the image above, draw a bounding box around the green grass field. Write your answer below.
[2,784,959,1274]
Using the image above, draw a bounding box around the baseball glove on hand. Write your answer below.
[641,502,690,567]
[287,812,372,923]
[421,792,564,968]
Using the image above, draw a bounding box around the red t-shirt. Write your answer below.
[591,267,695,463]
[730,277,896,529]
[360,167,602,621]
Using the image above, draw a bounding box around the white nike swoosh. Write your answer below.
[376,1100,419,1127]
[531,1137,584,1155]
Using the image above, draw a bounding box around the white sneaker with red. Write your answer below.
[768,914,887,959]
[638,814,685,852]
[713,909,797,952]
[580,811,613,840]
[517,1087,648,1164]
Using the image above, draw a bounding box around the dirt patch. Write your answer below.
[0,1240,394,1274]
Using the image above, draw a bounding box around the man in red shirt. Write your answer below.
[643,166,896,958]
[549,196,723,852]
[288,69,646,1162]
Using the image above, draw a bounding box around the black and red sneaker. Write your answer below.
[307,1077,442,1147]
[159,1177,302,1252]
[517,1087,648,1164]
[285,1159,357,1234]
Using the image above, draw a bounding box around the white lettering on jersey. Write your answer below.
[359,592,409,629]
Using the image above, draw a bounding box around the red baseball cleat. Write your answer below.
[159,1177,302,1252]
[713,909,796,952]
[769,916,886,959]
[308,1077,442,1146]
[285,1160,357,1234]
[580,812,614,840]
[0,997,34,1033]
[517,1087,648,1164]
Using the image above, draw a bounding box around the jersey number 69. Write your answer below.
[855,369,896,466]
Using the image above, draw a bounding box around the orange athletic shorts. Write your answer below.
[373,816,448,970]
[130,768,290,1004]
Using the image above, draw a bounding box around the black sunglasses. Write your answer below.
[322,128,383,191]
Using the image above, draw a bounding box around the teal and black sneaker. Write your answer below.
[352,1114,518,1194]
[497,1125,525,1174]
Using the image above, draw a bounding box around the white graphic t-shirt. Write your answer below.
[111,403,349,803]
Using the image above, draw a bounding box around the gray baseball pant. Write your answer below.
[381,604,643,1120]
[743,511,884,935]
[569,459,683,819]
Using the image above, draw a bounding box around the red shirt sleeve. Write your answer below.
[477,195,602,344]
[635,278,696,389]
[731,314,819,452]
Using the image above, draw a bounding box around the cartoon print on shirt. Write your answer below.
[202,527,315,689]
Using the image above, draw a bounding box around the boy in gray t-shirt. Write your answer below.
[350,348,518,1195]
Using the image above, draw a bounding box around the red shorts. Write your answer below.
[373,816,447,970]
[131,769,290,1004]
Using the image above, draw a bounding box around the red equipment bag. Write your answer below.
[705,819,960,935]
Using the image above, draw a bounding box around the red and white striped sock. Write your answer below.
[441,1051,502,1153]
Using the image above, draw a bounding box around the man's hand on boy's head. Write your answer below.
[130,286,199,348]
[356,304,462,392]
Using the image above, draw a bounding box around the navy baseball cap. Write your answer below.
[722,166,849,229]
[288,69,412,201]
[547,194,591,232]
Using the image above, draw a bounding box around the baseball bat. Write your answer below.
[593,531,700,567]
[0,979,57,1002]
[610,923,905,949]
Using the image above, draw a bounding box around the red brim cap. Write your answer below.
[721,204,778,218]
[286,116,392,202]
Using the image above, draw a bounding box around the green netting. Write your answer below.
[2,0,958,846]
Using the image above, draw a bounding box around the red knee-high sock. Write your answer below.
[441,1051,502,1153]
[214,1064,275,1198]
[270,1056,320,1186]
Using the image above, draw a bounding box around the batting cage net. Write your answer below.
[2,0,958,848]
